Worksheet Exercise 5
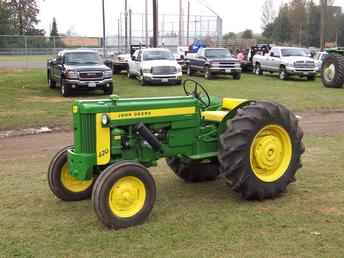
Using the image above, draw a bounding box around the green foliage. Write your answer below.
[263,0,343,47]
[241,29,253,39]
[0,1,14,35]
[223,32,237,40]
[50,17,58,37]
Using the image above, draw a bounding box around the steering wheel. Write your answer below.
[183,79,211,108]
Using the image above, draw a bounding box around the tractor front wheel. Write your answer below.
[48,146,95,201]
[166,157,219,183]
[218,101,304,200]
[92,161,156,229]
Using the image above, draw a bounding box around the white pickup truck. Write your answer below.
[128,48,182,85]
[253,46,317,80]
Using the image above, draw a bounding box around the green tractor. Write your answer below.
[48,79,305,229]
[321,48,344,88]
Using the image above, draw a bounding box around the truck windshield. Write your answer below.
[64,52,102,65]
[205,49,231,58]
[143,50,174,61]
[281,48,307,57]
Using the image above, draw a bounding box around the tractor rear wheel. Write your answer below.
[166,157,219,183]
[48,146,95,201]
[218,101,304,200]
[321,53,344,88]
[92,161,156,229]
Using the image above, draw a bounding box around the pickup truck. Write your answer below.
[185,48,242,80]
[127,48,182,85]
[47,49,113,97]
[253,46,317,80]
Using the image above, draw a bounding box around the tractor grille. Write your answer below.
[294,61,315,69]
[152,66,177,75]
[79,71,103,81]
[79,114,96,153]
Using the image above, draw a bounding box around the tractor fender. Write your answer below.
[218,100,254,134]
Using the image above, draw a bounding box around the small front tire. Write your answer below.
[92,161,156,229]
[48,146,94,201]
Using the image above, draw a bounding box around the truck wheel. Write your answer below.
[279,67,288,80]
[233,73,241,80]
[139,74,147,86]
[218,101,304,200]
[321,54,344,88]
[48,72,56,89]
[127,71,134,79]
[92,161,156,229]
[255,64,263,75]
[60,81,72,97]
[204,66,212,80]
[48,146,95,201]
[187,65,193,76]
[307,75,316,81]
[104,84,113,95]
[166,157,219,183]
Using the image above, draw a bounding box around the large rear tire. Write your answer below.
[166,157,219,183]
[321,53,344,88]
[218,101,304,200]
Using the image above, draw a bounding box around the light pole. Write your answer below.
[102,0,106,57]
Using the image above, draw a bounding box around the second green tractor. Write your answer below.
[48,79,305,229]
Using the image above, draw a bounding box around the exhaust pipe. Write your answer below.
[135,123,162,152]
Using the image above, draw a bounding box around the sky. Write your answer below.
[36,0,342,37]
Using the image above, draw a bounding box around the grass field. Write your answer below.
[0,55,52,62]
[0,69,344,130]
[1,69,344,257]
[0,133,343,258]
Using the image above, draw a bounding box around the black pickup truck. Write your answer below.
[47,49,113,97]
[185,48,242,80]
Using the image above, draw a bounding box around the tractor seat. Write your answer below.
[202,111,229,122]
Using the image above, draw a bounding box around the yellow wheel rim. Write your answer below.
[60,164,93,192]
[250,125,292,183]
[108,176,146,218]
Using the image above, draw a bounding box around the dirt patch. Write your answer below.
[19,96,69,103]
[297,110,344,136]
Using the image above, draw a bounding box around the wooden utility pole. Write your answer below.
[152,0,158,47]
[187,1,190,46]
[102,0,106,57]
[179,0,183,46]
[320,0,327,51]
[124,0,128,52]
[145,0,149,46]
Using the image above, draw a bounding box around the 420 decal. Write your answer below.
[98,148,109,158]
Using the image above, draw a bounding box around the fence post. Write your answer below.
[24,36,28,69]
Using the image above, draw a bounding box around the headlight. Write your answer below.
[65,70,78,79]
[235,62,241,67]
[102,114,110,126]
[211,62,220,67]
[289,62,295,67]
[142,68,151,73]
[104,70,113,78]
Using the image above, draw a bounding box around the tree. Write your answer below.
[272,4,290,44]
[223,32,237,40]
[261,0,276,29]
[0,1,14,35]
[305,0,320,47]
[50,17,59,37]
[241,29,253,39]
[7,0,44,35]
[288,0,307,46]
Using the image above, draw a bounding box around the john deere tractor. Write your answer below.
[48,79,304,229]
[321,48,344,88]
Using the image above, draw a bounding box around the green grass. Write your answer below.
[0,55,52,62]
[0,134,344,258]
[0,69,344,130]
